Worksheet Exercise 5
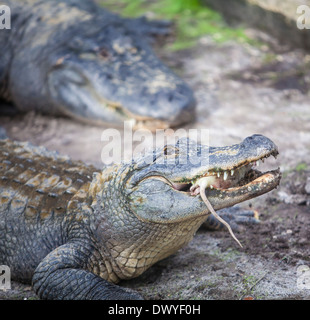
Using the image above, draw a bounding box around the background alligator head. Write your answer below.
[8,1,195,129]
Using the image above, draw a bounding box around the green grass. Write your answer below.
[295,162,308,172]
[100,0,254,50]
[281,161,308,179]
[238,273,267,300]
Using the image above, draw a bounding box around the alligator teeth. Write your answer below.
[223,171,228,181]
[256,160,260,166]
[231,169,234,176]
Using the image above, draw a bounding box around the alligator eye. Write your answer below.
[97,47,110,59]
[163,145,179,156]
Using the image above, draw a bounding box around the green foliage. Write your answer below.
[295,162,308,172]
[101,0,253,50]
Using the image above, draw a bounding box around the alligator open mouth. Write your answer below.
[130,134,280,245]
[170,148,280,197]
[168,148,280,247]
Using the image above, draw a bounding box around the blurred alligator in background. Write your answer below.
[0,0,196,129]
[0,135,280,299]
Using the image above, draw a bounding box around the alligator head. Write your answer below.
[92,134,280,279]
[127,134,280,222]
[9,1,195,129]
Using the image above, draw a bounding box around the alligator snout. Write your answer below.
[120,80,196,128]
[242,134,279,158]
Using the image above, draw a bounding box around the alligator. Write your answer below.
[0,134,280,299]
[0,0,195,129]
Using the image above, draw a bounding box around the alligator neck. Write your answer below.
[89,164,206,281]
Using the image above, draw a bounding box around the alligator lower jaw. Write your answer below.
[132,119,171,131]
[204,168,281,200]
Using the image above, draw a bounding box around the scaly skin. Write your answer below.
[0,135,281,299]
[0,0,195,129]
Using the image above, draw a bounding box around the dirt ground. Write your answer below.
[1,28,310,300]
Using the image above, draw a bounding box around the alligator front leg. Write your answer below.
[32,242,143,300]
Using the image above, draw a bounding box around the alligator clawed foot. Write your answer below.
[202,206,260,232]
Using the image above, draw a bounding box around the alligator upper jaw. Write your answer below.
[169,152,281,202]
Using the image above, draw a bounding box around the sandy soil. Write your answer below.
[1,29,310,300]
